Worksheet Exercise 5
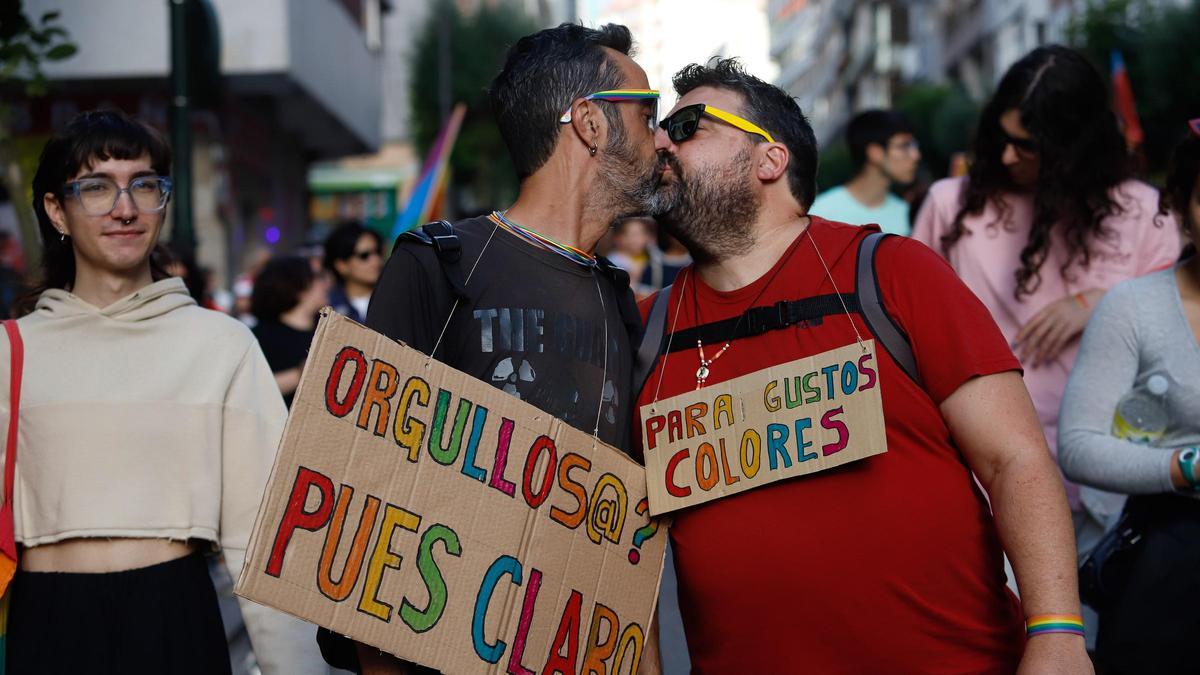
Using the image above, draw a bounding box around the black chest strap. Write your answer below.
[662,292,860,351]
[633,231,923,394]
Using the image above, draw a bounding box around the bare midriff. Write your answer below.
[20,538,198,573]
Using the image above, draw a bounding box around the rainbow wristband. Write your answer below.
[1026,614,1085,638]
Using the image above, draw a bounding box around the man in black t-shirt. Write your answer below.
[367,215,636,449]
[318,22,661,675]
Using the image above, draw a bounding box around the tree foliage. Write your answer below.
[1,3,77,96]
[410,0,538,214]
[894,83,979,181]
[1067,0,1200,176]
[1,1,77,272]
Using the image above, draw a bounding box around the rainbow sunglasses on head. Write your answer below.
[659,103,776,144]
[559,89,660,129]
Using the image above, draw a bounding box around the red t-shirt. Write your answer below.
[636,218,1025,674]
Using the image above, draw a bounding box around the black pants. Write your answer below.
[7,552,231,675]
[1097,495,1200,675]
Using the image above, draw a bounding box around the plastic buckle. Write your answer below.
[430,234,462,263]
[773,300,792,327]
[744,304,777,337]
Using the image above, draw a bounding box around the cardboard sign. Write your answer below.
[237,311,666,674]
[640,340,888,515]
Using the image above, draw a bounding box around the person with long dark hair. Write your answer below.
[2,109,319,674]
[913,46,1180,530]
[1057,124,1200,672]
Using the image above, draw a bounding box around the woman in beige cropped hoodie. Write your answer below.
[2,110,324,674]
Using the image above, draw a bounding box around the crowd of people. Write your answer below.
[0,18,1196,675]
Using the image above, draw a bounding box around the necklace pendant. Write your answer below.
[696,364,710,381]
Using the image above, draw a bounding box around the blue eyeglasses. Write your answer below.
[63,176,173,216]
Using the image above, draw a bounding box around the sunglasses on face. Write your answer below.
[659,103,776,144]
[999,130,1038,158]
[559,89,660,130]
[351,248,381,261]
[63,175,173,216]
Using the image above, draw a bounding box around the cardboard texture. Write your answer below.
[640,340,888,515]
[237,311,666,674]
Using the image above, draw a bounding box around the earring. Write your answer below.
[589,146,598,156]
[59,231,65,242]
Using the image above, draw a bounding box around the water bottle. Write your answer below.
[1111,374,1170,444]
[1082,374,1172,541]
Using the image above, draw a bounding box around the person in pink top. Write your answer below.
[912,45,1180,520]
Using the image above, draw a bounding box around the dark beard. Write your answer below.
[648,148,759,263]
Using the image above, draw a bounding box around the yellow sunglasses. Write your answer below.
[659,103,776,143]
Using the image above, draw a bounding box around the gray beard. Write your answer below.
[588,127,660,223]
[648,148,760,263]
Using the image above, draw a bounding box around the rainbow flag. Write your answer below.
[1111,51,1144,149]
[393,103,467,238]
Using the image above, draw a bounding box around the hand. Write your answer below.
[1017,634,1094,675]
[1014,291,1099,367]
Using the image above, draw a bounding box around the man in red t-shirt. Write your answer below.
[637,60,1091,674]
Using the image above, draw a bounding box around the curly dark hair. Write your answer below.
[943,46,1140,299]
[1161,133,1200,236]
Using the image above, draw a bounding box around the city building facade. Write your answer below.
[9,0,386,286]
[769,0,1081,145]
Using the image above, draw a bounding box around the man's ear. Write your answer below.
[569,99,603,154]
[865,142,886,166]
[755,143,790,183]
[333,258,351,280]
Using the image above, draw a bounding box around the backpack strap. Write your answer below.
[633,284,672,396]
[855,232,922,387]
[402,220,468,300]
[594,257,646,356]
